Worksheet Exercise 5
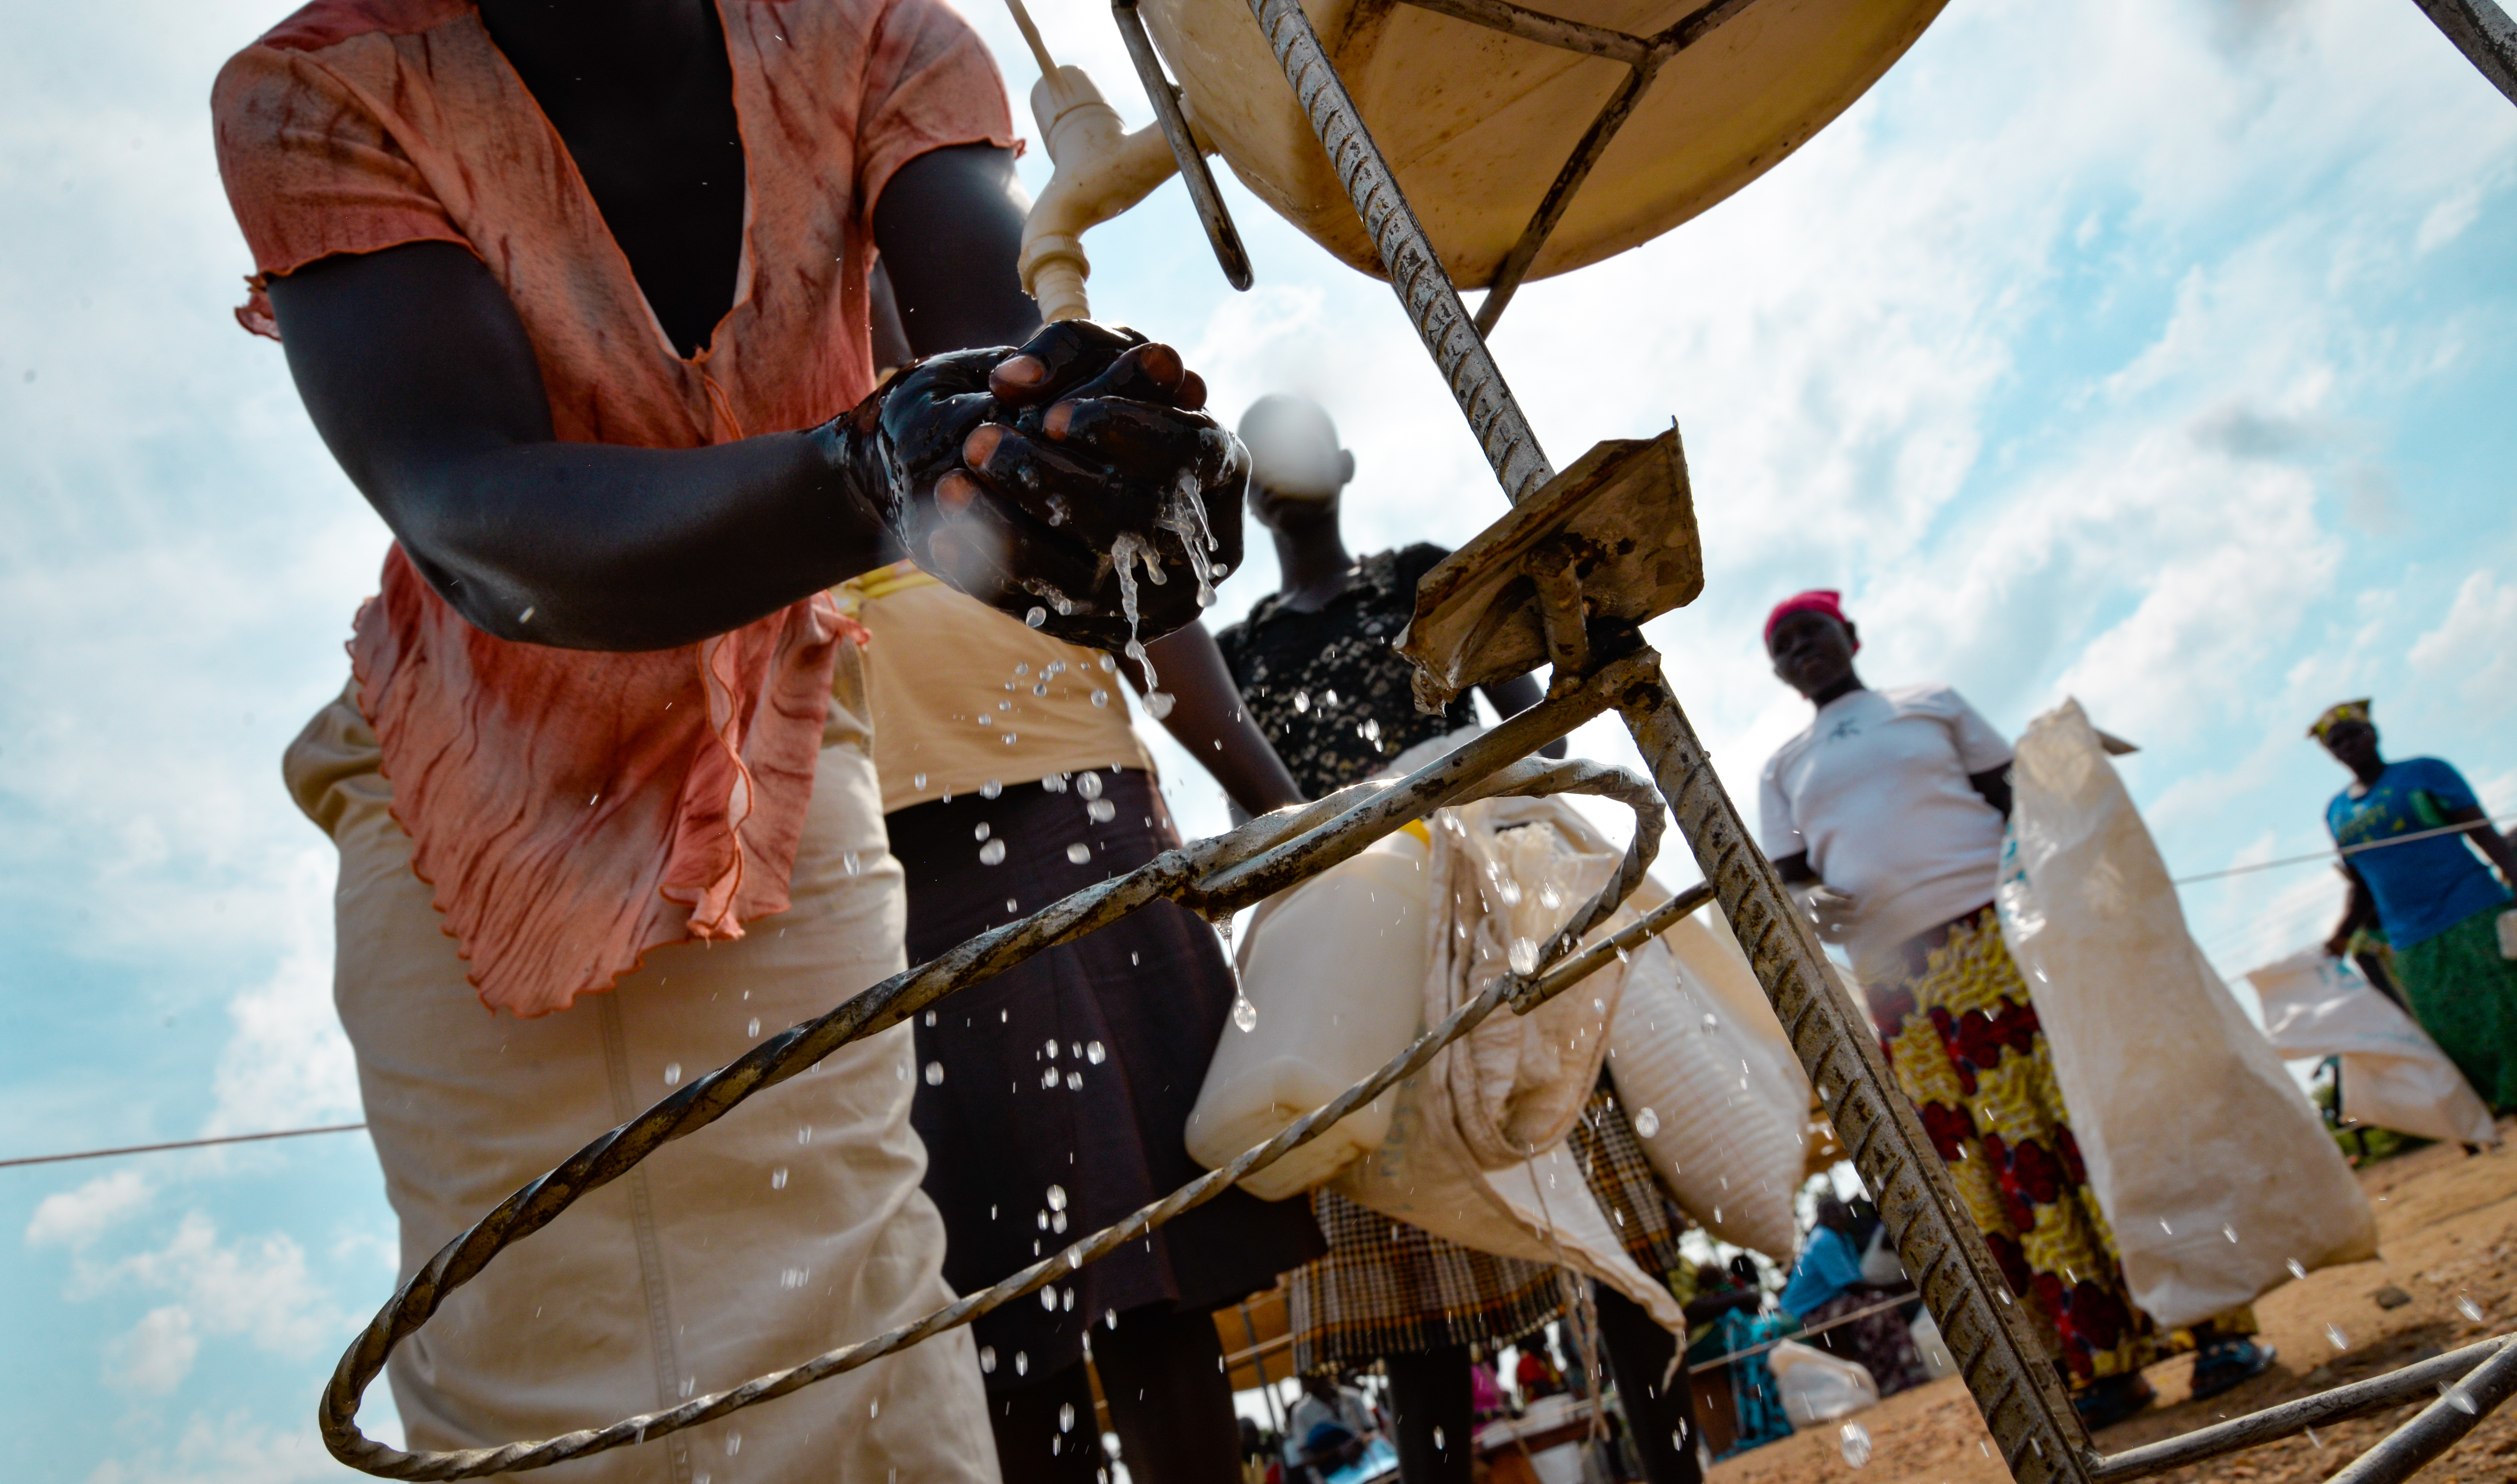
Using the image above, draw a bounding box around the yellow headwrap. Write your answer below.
[2308,699,2372,741]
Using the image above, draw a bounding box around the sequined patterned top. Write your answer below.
[1215,544,1477,799]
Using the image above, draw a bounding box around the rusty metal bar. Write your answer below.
[2411,0,2517,105]
[1247,0,1556,502]
[1396,0,1648,65]
[1611,666,2097,1484]
[1474,59,1659,334]
[2324,1334,2517,1484]
[319,659,1672,1479]
[1112,0,1257,290]
[2088,1335,2513,1480]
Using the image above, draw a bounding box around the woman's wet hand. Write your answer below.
[872,320,1245,651]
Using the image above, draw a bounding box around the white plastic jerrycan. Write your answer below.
[1185,824,1431,1200]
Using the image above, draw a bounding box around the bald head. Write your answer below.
[1239,394,1354,504]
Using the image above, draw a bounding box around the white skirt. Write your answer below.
[286,674,998,1484]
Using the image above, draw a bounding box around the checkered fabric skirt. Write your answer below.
[1289,1083,1688,1371]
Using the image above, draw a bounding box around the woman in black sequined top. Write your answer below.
[1214,396,1552,798]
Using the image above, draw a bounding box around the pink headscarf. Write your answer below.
[1764,589,1858,651]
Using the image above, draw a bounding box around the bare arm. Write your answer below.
[2325,862,2379,958]
[1119,626,1305,816]
[2444,803,2517,887]
[262,145,1233,653]
[1969,766,2013,819]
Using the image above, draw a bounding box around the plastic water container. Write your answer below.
[1184,827,1430,1200]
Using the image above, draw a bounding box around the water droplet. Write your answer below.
[1052,1209,1068,1232]
[982,779,1003,799]
[1060,1403,1077,1433]
[1086,1041,1106,1064]
[1077,772,1103,800]
[843,849,862,876]
[2222,1223,2238,1243]
[1539,884,1563,910]
[974,822,991,841]
[1293,691,1309,713]
[1066,1070,1082,1090]
[1026,606,1047,627]
[798,1125,814,1144]
[870,1398,880,1419]
[1615,945,1630,963]
[1593,997,1605,1013]
[1145,691,1175,720]
[1016,1351,1029,1375]
[727,1432,741,1456]
[771,1166,789,1189]
[980,839,1007,865]
[925,1061,945,1085]
[1091,688,1110,708]
[913,772,928,789]
[1840,1422,1872,1468]
[1323,689,1339,707]
[1433,1426,1445,1450]
[1046,1184,1067,1211]
[747,1016,761,1037]
[1042,1287,1059,1311]
[1067,842,1092,863]
[1232,996,1258,1032]
[2325,1323,2349,1350]
[1087,800,1116,823]
[664,1062,682,1086]
[2288,1258,2310,1280]
[2458,1295,2485,1321]
[1034,683,1049,697]
[1701,1012,1718,1031]
[2305,1426,2322,1449]
[1633,1107,1661,1138]
[980,1346,997,1373]
[1509,937,1541,974]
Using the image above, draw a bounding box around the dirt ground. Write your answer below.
[1709,1124,2517,1484]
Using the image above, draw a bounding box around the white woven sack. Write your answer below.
[1999,699,2377,1327]
[2247,948,2498,1149]
[1604,889,1808,1257]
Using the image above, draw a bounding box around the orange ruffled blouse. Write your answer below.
[212,0,1015,1015]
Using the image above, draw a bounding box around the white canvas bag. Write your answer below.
[1997,700,2376,1327]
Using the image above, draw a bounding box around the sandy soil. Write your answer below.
[1708,1125,2517,1484]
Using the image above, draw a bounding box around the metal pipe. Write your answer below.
[2322,1334,2517,1484]
[1246,0,1556,502]
[2088,1335,2513,1480]
[1110,0,1257,289]
[2410,0,2517,106]
[1612,668,2098,1484]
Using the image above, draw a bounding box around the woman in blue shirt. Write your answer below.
[2316,700,2517,1108]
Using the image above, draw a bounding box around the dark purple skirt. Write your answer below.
[889,767,1324,1390]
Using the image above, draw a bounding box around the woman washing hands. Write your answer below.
[215,0,1236,1475]
[1757,592,2270,1430]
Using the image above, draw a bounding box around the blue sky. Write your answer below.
[1,0,2512,1478]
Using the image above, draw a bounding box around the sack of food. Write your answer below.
[1604,885,1810,1256]
[1769,1339,1877,1426]
[1998,699,2377,1327]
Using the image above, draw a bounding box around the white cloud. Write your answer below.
[204,846,360,1138]
[104,1305,199,1396]
[109,1214,347,1358]
[26,1169,154,1250]
[85,1413,345,1484]
[2408,570,2517,710]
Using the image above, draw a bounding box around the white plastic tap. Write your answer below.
[1018,66,1193,323]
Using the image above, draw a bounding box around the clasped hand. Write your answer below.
[842,320,1248,653]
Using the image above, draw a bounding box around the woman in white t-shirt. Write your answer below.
[1757,590,2270,1430]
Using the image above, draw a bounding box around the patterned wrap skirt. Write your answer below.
[2396,906,2517,1113]
[1870,905,2251,1386]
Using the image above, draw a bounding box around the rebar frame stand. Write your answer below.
[1240,0,2517,1480]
